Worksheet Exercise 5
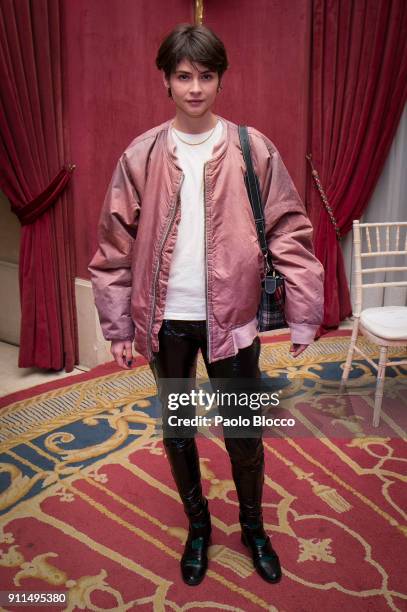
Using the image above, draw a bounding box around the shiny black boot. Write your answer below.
[225,437,282,583]
[240,515,281,583]
[181,497,212,586]
[163,437,212,586]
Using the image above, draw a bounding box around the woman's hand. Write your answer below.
[289,343,309,358]
[110,340,134,369]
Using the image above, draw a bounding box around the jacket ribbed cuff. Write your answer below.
[288,323,319,345]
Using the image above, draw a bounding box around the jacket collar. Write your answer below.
[165,116,230,171]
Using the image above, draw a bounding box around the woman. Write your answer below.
[89,23,324,586]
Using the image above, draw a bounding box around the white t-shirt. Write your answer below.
[164,120,223,320]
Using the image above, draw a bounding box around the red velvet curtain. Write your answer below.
[0,0,78,371]
[307,0,407,331]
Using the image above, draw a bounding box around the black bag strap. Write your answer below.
[239,125,274,275]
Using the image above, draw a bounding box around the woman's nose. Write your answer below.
[190,78,202,94]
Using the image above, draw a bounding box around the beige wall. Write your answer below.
[0,191,20,263]
[0,192,21,345]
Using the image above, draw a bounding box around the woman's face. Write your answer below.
[164,58,219,120]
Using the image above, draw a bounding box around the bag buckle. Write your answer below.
[264,275,277,295]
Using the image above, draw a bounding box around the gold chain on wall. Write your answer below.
[306,153,342,241]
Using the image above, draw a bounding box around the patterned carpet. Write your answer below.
[0,333,406,611]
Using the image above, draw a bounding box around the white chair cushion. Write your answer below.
[360,306,407,340]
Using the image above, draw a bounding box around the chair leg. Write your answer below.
[373,346,388,427]
[341,317,360,384]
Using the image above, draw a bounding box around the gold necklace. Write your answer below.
[172,121,217,146]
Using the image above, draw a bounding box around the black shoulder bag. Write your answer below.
[238,125,287,331]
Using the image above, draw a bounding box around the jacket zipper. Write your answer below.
[203,162,211,363]
[147,175,184,360]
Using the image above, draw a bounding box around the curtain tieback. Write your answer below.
[306,154,341,241]
[11,164,76,226]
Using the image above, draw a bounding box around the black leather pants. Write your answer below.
[150,320,265,524]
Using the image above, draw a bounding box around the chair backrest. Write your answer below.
[352,220,407,316]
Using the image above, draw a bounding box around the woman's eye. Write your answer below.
[176,73,214,82]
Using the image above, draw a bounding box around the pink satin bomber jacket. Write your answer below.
[89,117,324,363]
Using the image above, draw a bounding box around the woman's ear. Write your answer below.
[163,73,172,98]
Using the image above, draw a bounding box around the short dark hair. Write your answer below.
[156,23,228,80]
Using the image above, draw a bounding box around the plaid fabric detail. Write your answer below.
[257,279,286,332]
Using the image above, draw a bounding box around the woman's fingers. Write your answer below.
[111,340,134,369]
[124,342,133,367]
[289,343,308,358]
